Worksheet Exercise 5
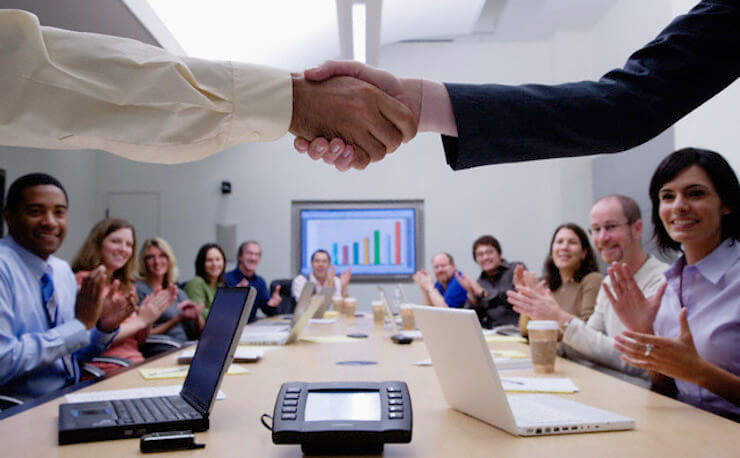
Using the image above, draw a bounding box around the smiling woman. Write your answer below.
[610,148,740,420]
[135,237,204,344]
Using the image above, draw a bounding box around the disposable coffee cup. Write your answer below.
[332,296,345,313]
[400,304,416,330]
[526,320,559,373]
[371,301,385,325]
[343,297,357,317]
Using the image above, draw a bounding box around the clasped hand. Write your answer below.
[290,60,422,171]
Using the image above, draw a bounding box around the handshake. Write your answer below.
[288,61,426,171]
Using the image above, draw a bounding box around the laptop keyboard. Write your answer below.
[111,396,200,425]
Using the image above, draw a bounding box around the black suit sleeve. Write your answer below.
[442,0,740,169]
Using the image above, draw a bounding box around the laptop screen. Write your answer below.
[181,287,254,414]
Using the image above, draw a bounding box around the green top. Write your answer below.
[184,275,219,319]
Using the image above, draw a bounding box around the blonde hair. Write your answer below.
[138,237,179,288]
[72,218,137,291]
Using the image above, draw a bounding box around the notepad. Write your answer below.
[484,335,527,343]
[500,377,579,393]
[300,335,362,344]
[416,350,532,371]
[139,364,249,380]
[177,346,266,364]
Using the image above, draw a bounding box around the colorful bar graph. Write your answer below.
[374,230,380,265]
[324,221,404,266]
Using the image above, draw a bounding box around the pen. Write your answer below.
[501,378,525,385]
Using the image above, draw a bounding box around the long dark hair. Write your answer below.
[194,243,226,283]
[543,223,599,291]
[649,148,740,255]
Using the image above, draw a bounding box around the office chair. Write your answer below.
[270,279,296,314]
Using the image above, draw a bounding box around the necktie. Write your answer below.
[40,273,79,383]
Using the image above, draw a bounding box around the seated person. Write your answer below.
[292,249,351,300]
[184,243,226,319]
[518,223,603,333]
[413,252,467,309]
[225,240,281,322]
[72,219,173,374]
[0,174,129,401]
[455,236,524,327]
[507,195,666,378]
[136,237,204,342]
[611,148,740,420]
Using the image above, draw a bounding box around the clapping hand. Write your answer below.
[603,262,666,334]
[97,280,136,332]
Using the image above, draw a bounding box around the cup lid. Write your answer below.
[526,320,559,330]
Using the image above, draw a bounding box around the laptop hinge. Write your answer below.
[181,390,209,417]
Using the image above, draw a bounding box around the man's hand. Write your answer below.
[75,266,106,330]
[455,271,484,297]
[267,285,282,307]
[412,270,434,291]
[236,278,249,288]
[339,267,352,290]
[603,262,666,334]
[290,66,419,170]
[97,281,136,332]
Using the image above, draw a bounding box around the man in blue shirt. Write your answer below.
[224,241,281,323]
[413,252,467,308]
[0,173,131,401]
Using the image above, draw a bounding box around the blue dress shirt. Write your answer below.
[0,236,115,399]
[224,268,278,322]
[434,271,468,308]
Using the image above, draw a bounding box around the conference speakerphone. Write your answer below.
[271,381,413,454]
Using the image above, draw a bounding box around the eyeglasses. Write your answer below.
[587,222,630,236]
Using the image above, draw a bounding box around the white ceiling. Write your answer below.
[1,0,618,70]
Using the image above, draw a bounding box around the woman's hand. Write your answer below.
[138,285,176,326]
[614,308,705,383]
[507,285,571,325]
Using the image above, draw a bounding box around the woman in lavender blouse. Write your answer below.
[608,148,739,420]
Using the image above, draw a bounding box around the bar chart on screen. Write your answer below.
[299,208,417,277]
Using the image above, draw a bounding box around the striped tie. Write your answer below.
[41,273,79,383]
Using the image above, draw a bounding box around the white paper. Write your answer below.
[500,377,579,393]
[65,385,226,403]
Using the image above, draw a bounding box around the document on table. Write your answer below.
[500,377,579,393]
[65,385,226,403]
[300,335,362,344]
[415,350,532,371]
[139,364,249,380]
[177,346,266,363]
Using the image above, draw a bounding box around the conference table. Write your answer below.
[1,312,737,457]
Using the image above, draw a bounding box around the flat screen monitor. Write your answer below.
[291,201,424,282]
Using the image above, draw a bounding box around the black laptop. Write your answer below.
[58,287,255,445]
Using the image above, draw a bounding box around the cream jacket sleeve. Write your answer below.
[0,10,292,164]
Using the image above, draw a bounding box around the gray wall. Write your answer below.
[3,0,739,310]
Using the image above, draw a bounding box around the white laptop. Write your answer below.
[240,286,334,345]
[412,306,635,436]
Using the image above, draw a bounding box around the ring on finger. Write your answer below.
[643,343,653,358]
